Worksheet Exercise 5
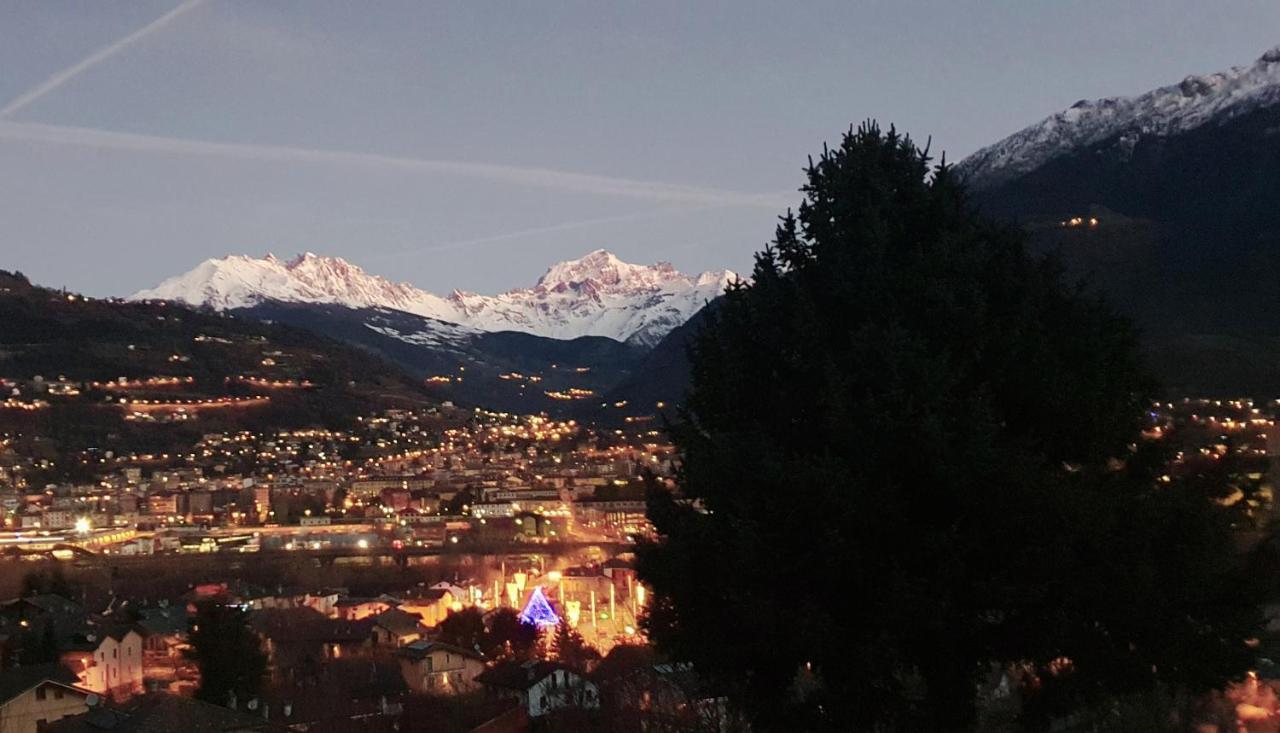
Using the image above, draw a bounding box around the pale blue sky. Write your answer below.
[2,1,1279,296]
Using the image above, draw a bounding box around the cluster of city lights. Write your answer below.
[227,376,314,389]
[544,388,595,401]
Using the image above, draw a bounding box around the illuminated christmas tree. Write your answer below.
[518,585,560,628]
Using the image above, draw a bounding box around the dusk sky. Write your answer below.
[2,1,1279,297]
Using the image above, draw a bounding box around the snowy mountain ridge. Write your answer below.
[131,249,734,347]
[959,45,1280,190]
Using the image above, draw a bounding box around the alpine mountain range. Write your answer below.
[132,249,735,349]
[125,44,1280,410]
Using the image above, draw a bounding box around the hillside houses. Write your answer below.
[475,660,600,718]
[60,627,144,699]
[249,608,373,673]
[0,663,94,733]
[0,595,143,700]
[397,640,485,694]
[371,608,425,648]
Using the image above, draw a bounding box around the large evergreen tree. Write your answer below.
[637,123,1262,730]
[187,602,267,706]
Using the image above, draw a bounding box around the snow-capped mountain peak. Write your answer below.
[535,248,690,291]
[135,251,453,317]
[132,250,733,347]
[959,45,1280,190]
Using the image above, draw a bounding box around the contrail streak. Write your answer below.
[0,0,790,208]
[0,120,791,208]
[0,0,206,118]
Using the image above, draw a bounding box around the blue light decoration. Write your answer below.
[518,585,560,628]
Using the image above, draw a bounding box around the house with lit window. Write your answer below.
[475,660,599,718]
[0,663,94,733]
[396,640,485,694]
[371,608,424,648]
[249,608,373,680]
[60,627,144,700]
[135,606,188,657]
[394,588,456,628]
[0,594,86,636]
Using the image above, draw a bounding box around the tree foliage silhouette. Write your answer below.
[551,619,598,671]
[484,608,540,661]
[187,601,267,706]
[437,606,488,654]
[638,122,1262,730]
